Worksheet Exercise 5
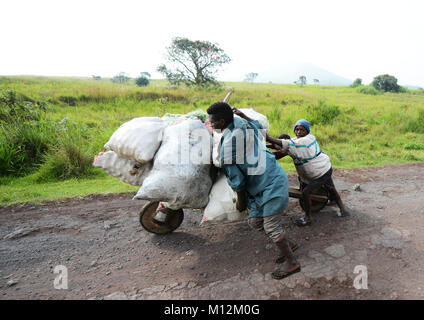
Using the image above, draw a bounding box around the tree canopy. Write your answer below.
[157,37,231,87]
[371,74,400,92]
[351,78,362,88]
[244,72,258,83]
[135,72,151,87]
[111,72,130,84]
[297,75,307,86]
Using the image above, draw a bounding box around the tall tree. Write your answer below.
[111,72,130,84]
[351,78,362,88]
[157,37,231,87]
[244,72,258,83]
[298,75,307,86]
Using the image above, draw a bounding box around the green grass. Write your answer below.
[0,173,138,206]
[1,75,424,206]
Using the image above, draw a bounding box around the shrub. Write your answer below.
[267,106,282,123]
[308,101,341,125]
[0,89,53,176]
[0,139,21,176]
[0,89,47,122]
[281,96,304,106]
[350,78,362,88]
[34,136,96,182]
[403,142,424,150]
[135,72,151,87]
[135,76,149,87]
[398,86,409,93]
[0,122,53,176]
[356,85,382,95]
[402,109,424,133]
[58,95,77,106]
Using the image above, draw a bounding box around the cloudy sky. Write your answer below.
[1,0,423,86]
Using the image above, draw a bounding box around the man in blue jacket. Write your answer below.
[206,102,301,279]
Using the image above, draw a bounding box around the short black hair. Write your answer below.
[278,133,291,140]
[207,102,233,124]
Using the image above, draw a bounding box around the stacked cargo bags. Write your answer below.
[93,108,269,223]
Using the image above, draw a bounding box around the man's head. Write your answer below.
[278,133,291,140]
[207,102,234,130]
[294,119,310,138]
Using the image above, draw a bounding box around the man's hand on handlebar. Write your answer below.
[232,107,253,122]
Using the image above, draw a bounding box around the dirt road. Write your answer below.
[1,164,424,300]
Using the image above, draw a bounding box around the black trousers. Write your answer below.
[299,167,335,200]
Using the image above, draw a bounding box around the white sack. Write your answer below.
[133,119,213,209]
[201,173,248,224]
[104,117,165,163]
[93,151,152,186]
[235,108,269,132]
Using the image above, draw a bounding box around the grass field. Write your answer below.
[1,76,424,206]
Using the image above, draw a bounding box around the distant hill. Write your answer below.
[255,62,352,86]
[403,84,423,90]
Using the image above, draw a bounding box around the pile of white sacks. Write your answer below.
[93,108,269,224]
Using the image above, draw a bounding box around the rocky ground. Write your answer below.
[1,164,424,300]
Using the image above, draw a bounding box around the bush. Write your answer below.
[402,109,424,133]
[267,106,282,123]
[398,86,409,93]
[0,122,54,176]
[350,78,362,88]
[0,89,47,122]
[403,142,424,150]
[0,89,53,176]
[308,101,341,125]
[135,76,149,87]
[0,139,21,176]
[58,95,77,106]
[34,136,97,182]
[356,86,382,95]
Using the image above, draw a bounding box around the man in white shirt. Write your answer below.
[267,119,351,226]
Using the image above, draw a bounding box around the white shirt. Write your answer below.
[279,134,331,183]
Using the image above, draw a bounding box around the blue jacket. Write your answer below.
[220,117,289,218]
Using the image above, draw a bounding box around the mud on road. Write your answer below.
[1,164,424,300]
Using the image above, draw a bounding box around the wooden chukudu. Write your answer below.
[139,92,329,234]
[139,92,233,234]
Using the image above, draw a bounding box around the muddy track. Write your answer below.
[1,164,424,300]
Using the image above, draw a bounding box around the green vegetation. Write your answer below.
[356,85,382,95]
[135,72,151,87]
[1,75,424,206]
[350,78,362,88]
[371,74,401,93]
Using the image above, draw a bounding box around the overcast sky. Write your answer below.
[1,0,423,86]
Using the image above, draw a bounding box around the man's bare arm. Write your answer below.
[266,134,283,147]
